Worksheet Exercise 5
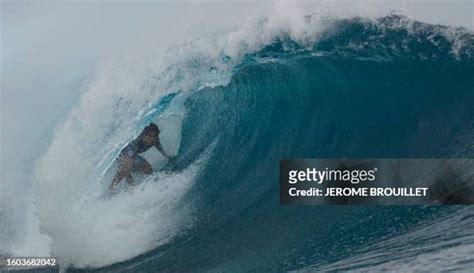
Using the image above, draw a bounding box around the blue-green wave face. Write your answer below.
[32,15,474,272]
[119,15,474,272]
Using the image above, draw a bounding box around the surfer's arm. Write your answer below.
[155,141,170,159]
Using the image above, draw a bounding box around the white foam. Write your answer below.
[34,133,213,267]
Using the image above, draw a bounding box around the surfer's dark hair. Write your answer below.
[143,123,159,135]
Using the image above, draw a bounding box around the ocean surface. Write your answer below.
[12,15,474,272]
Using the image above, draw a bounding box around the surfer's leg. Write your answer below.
[109,171,125,191]
[134,156,153,175]
[125,173,135,186]
[109,156,133,191]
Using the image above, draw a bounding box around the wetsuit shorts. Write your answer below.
[116,151,149,172]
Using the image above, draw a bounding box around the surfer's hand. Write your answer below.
[108,183,116,193]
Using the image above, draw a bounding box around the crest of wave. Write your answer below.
[32,6,331,268]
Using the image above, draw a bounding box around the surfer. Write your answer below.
[109,123,171,192]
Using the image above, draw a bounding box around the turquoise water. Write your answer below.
[34,15,474,272]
